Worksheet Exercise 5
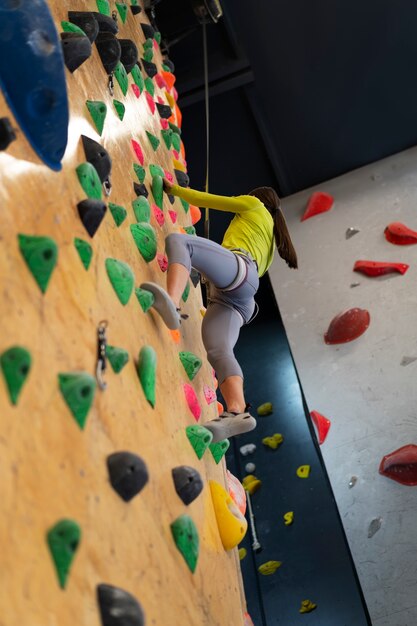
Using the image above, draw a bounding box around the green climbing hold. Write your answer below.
[0,346,31,405]
[135,287,154,312]
[116,2,128,22]
[169,121,181,135]
[61,21,86,36]
[106,345,129,373]
[143,48,153,62]
[184,226,196,236]
[181,281,190,303]
[151,175,163,209]
[96,0,110,15]
[132,196,150,222]
[108,203,127,227]
[154,31,161,45]
[133,163,146,184]
[131,64,144,91]
[105,258,134,305]
[186,425,213,460]
[86,100,107,136]
[146,131,160,151]
[76,162,102,200]
[209,439,230,464]
[18,234,58,294]
[58,372,96,429]
[137,346,156,407]
[74,238,93,270]
[113,99,125,121]
[47,519,81,589]
[161,129,172,149]
[180,198,189,213]
[130,223,157,262]
[170,515,199,573]
[143,38,153,50]
[144,77,154,97]
[162,63,172,72]
[171,132,181,152]
[114,62,128,96]
[179,351,202,381]
[149,163,165,178]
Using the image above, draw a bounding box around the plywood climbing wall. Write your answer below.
[0,1,246,624]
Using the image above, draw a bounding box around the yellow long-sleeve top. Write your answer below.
[170,185,275,277]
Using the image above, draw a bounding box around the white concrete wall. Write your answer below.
[268,146,417,626]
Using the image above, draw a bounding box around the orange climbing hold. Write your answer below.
[161,70,176,91]
[190,205,201,225]
[227,470,247,516]
[217,401,224,415]
[170,329,181,344]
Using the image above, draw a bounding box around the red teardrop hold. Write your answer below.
[301,191,334,222]
[310,410,331,444]
[384,222,417,245]
[379,444,417,486]
[353,260,409,276]
[324,308,370,345]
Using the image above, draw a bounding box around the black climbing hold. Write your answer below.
[140,22,155,39]
[81,135,112,185]
[92,11,119,34]
[172,466,204,505]
[155,102,172,119]
[164,58,175,72]
[61,33,92,73]
[131,5,142,15]
[141,59,157,78]
[77,199,107,237]
[190,268,200,287]
[133,183,149,198]
[119,39,139,74]
[96,33,121,74]
[97,584,145,626]
[168,194,175,204]
[107,452,149,502]
[68,11,99,43]
[174,169,190,188]
[0,117,16,151]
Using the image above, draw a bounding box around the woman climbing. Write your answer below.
[141,181,298,443]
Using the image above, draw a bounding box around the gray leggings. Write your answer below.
[165,233,259,384]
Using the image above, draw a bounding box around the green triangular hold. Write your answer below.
[137,346,156,407]
[209,439,230,464]
[132,196,150,222]
[151,175,163,209]
[135,287,154,312]
[179,351,202,380]
[108,203,127,227]
[74,238,93,270]
[131,64,144,91]
[162,63,172,72]
[154,31,161,45]
[181,281,190,303]
[133,163,146,184]
[144,77,154,97]
[146,131,160,151]
[114,62,128,96]
[61,21,86,36]
[170,515,199,573]
[143,38,153,50]
[143,48,153,62]
[184,226,196,236]
[169,121,181,135]
[86,100,107,135]
[18,234,58,294]
[171,132,181,152]
[185,425,213,460]
[106,345,129,373]
[116,2,128,22]
[96,0,110,15]
[105,258,134,305]
[130,223,157,261]
[180,198,189,214]
[161,129,172,149]
[0,346,31,405]
[58,372,96,429]
[76,162,102,199]
[47,519,81,589]
[149,163,164,178]
[113,99,125,121]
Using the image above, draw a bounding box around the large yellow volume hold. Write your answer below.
[209,480,248,550]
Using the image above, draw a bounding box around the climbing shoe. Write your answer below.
[204,411,256,443]
[140,282,180,330]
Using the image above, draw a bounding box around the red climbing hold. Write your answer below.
[131,84,140,98]
[156,252,168,272]
[164,170,174,183]
[172,149,180,160]
[310,410,331,444]
[145,91,155,114]
[155,73,168,90]
[301,191,334,222]
[160,118,169,130]
[183,383,201,421]
[152,204,165,227]
[324,308,370,344]
[353,260,409,276]
[131,139,144,165]
[379,444,417,486]
[384,222,417,245]
[168,210,177,224]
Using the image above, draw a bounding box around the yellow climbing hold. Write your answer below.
[258,560,282,575]
[209,480,248,550]
[299,599,317,613]
[262,433,283,450]
[257,402,273,415]
[283,511,294,526]
[239,547,247,560]
[200,307,206,318]
[296,465,311,478]
[173,158,186,172]
[242,474,261,495]
[165,90,175,108]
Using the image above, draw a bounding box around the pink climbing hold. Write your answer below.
[155,73,168,90]
[145,91,155,114]
[152,204,165,227]
[172,149,180,160]
[183,383,201,421]
[384,222,417,245]
[353,260,409,276]
[203,384,216,405]
[164,170,174,183]
[310,410,331,445]
[156,252,168,272]
[227,470,247,516]
[160,118,169,130]
[131,139,144,165]
[172,86,178,101]
[157,96,164,105]
[301,191,334,222]
[131,84,140,98]
[324,308,370,345]
[168,210,177,224]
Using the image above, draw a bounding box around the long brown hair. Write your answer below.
[248,187,298,269]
